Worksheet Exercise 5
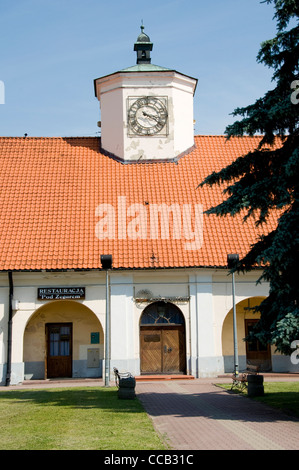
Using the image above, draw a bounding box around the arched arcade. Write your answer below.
[23,300,104,380]
[222,296,272,372]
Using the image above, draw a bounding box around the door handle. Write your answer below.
[164,345,172,353]
[168,347,172,353]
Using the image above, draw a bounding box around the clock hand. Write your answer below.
[142,111,159,122]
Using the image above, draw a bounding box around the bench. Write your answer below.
[231,365,260,391]
[113,367,134,388]
[113,367,136,399]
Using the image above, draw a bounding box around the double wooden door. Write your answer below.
[140,326,186,374]
[46,323,72,378]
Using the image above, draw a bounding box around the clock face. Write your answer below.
[127,96,168,136]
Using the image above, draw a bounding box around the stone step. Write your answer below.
[135,374,194,381]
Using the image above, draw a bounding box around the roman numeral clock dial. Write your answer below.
[127,96,168,136]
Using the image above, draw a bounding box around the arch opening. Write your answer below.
[222,296,272,372]
[140,302,186,375]
[23,300,104,380]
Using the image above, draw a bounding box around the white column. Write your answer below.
[189,275,199,377]
[190,273,224,377]
[110,273,136,374]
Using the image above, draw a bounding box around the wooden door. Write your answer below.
[163,328,185,373]
[140,329,162,373]
[245,320,272,371]
[140,326,185,374]
[46,323,72,378]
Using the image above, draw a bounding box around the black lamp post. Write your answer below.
[227,254,239,376]
[101,255,112,387]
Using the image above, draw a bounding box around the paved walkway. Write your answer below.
[136,377,299,450]
[1,375,299,450]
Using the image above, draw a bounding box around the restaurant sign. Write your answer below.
[38,287,85,300]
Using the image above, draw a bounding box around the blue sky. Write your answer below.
[0,0,278,137]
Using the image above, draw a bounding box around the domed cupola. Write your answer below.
[134,24,153,64]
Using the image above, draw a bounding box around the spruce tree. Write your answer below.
[199,0,299,355]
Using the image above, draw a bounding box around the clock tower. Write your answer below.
[94,26,197,162]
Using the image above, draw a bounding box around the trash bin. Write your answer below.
[247,374,264,397]
[118,375,136,399]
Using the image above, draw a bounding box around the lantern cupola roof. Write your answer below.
[134,24,153,64]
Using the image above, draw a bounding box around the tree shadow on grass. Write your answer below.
[0,387,144,413]
[1,383,299,423]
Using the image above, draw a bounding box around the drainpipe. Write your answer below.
[6,271,13,386]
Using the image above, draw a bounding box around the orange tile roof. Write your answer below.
[0,135,278,271]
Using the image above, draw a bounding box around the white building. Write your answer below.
[0,27,295,386]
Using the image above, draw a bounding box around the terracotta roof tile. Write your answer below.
[0,136,278,270]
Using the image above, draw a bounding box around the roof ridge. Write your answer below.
[0,136,100,140]
[0,134,266,140]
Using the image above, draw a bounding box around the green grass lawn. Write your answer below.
[0,386,167,450]
[219,381,299,419]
